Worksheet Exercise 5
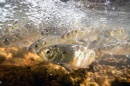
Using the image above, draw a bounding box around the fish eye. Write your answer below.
[3,38,10,45]
[41,29,49,36]
[61,35,64,38]
[3,38,9,42]
[67,33,69,36]
[44,42,46,45]
[102,46,106,49]
[45,49,54,60]
[42,41,46,45]
[51,45,58,49]
[13,20,18,24]
[50,45,58,49]
[46,50,50,54]
[72,30,76,34]
[53,45,57,48]
[46,49,52,55]
[45,29,49,33]
[62,35,65,38]
[34,44,38,48]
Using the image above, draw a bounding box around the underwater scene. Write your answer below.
[0,0,130,86]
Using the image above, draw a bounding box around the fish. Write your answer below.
[40,27,66,36]
[28,35,81,53]
[61,26,104,45]
[108,27,129,40]
[7,19,25,31]
[99,40,130,55]
[0,22,43,47]
[92,27,129,49]
[1,18,29,35]
[0,20,15,37]
[37,44,95,69]
[86,27,129,56]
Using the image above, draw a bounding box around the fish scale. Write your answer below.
[37,44,95,68]
[61,26,104,43]
[40,26,67,36]
[28,26,130,56]
[28,35,84,54]
[99,40,130,55]
[89,27,130,50]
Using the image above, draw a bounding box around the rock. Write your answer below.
[111,76,130,86]
[0,54,6,64]
[95,76,110,86]
[0,65,36,86]
[0,46,130,85]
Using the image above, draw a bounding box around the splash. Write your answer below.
[0,0,130,36]
[24,0,87,29]
[1,0,130,31]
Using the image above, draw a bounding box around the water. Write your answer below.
[0,0,130,29]
[0,0,130,47]
[0,0,130,85]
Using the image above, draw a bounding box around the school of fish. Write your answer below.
[0,18,130,71]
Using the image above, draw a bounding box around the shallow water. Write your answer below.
[0,0,130,29]
[0,0,130,86]
[0,0,130,54]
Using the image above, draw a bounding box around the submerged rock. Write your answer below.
[0,54,6,64]
[0,46,130,86]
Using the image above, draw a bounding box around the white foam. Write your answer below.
[25,0,86,29]
[0,0,5,3]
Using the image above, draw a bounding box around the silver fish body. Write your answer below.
[0,22,43,47]
[61,26,104,45]
[98,27,129,44]
[28,36,68,53]
[40,27,67,36]
[91,27,129,50]
[99,40,130,55]
[0,18,28,37]
[37,44,95,68]
[106,27,128,41]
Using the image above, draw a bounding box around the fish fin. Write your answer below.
[59,63,74,72]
